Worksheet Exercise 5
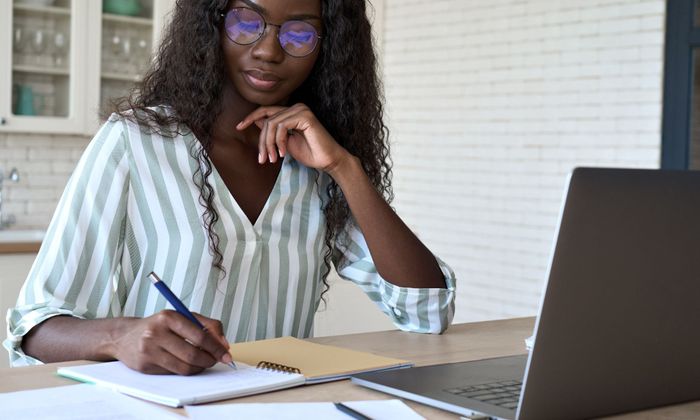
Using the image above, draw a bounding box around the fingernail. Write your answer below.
[269,153,275,162]
[258,152,264,164]
[222,352,233,365]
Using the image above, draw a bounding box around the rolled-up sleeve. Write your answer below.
[332,221,456,334]
[3,117,130,366]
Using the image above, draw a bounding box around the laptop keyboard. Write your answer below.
[444,380,522,410]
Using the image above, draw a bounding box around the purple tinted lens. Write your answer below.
[225,8,264,44]
[279,21,318,56]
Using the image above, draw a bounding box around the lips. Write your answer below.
[243,69,282,90]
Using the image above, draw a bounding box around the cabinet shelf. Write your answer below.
[13,65,70,77]
[13,3,71,16]
[102,13,153,26]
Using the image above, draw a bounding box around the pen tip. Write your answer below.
[228,361,237,370]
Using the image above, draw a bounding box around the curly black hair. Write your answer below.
[111,0,392,298]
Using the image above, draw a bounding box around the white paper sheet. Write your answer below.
[0,383,182,419]
[186,399,425,420]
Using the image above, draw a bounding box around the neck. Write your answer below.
[212,84,260,151]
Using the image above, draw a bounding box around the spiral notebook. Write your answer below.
[229,336,413,384]
[57,336,411,407]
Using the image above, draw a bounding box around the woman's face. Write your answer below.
[221,0,322,106]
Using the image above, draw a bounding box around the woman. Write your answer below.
[5,0,456,375]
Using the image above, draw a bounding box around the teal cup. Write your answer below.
[14,84,46,116]
[15,84,36,116]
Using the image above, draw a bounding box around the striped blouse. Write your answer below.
[4,109,456,367]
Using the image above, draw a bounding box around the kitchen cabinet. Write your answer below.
[0,0,173,135]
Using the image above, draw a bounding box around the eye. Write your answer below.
[280,30,314,48]
[238,19,263,34]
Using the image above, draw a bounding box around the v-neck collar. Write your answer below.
[207,153,289,235]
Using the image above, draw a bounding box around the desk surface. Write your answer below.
[2,317,699,419]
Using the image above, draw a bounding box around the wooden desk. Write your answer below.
[2,317,699,419]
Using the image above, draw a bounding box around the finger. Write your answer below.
[158,330,217,369]
[265,118,280,163]
[263,108,305,162]
[258,119,269,164]
[165,312,231,365]
[257,116,279,164]
[237,106,287,131]
[135,363,170,375]
[275,124,289,158]
[276,111,313,153]
[194,314,230,349]
[153,346,207,376]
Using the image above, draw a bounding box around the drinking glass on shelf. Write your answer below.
[30,29,48,66]
[121,36,133,73]
[52,31,68,68]
[134,36,151,73]
[108,31,124,73]
[13,26,28,53]
[110,33,121,55]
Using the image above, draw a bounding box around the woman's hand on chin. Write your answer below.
[236,103,353,173]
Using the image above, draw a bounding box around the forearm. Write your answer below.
[22,315,135,363]
[328,155,446,289]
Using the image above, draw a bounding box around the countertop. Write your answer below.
[0,242,41,254]
[0,230,45,254]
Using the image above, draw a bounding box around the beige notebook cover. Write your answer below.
[229,336,413,384]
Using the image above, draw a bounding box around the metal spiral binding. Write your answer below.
[256,361,302,374]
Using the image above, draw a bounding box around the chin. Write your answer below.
[240,88,290,107]
[234,78,291,106]
[249,94,289,106]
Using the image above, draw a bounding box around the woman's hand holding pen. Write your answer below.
[112,310,233,375]
[237,103,355,176]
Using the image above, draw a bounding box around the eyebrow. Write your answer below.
[236,0,322,21]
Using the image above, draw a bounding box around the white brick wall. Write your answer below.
[0,133,89,228]
[383,0,665,322]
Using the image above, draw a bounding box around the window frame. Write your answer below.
[662,0,700,169]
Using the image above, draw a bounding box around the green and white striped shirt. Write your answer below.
[4,109,456,367]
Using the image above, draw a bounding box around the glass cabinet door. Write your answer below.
[1,0,169,134]
[97,0,155,121]
[12,0,71,118]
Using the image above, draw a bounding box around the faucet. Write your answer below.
[0,167,20,229]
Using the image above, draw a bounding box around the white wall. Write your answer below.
[383,0,665,323]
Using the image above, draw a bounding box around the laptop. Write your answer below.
[352,168,700,419]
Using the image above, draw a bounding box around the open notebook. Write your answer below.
[57,362,304,407]
[57,336,411,407]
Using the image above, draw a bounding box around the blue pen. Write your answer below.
[147,271,237,369]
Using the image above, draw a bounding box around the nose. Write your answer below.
[251,25,285,63]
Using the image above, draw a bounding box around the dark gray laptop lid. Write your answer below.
[518,168,700,419]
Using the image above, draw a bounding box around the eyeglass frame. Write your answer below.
[219,7,323,58]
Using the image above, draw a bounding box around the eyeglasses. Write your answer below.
[221,7,322,58]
